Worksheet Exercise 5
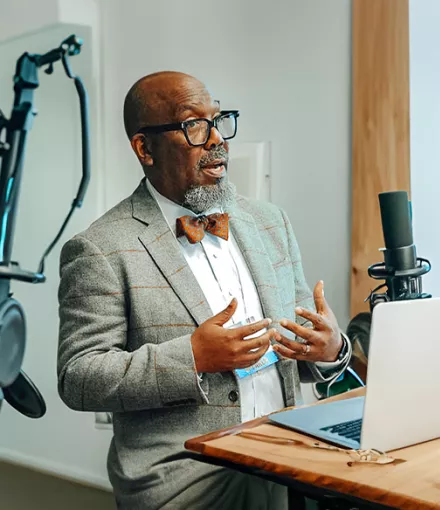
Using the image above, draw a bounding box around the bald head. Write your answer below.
[123,71,211,139]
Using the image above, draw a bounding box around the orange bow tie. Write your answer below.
[176,213,229,244]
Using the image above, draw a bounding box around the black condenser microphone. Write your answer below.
[367,191,432,309]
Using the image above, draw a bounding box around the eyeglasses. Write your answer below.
[136,110,239,147]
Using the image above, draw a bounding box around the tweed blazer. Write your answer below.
[57,179,348,497]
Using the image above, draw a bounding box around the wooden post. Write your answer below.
[351,0,411,317]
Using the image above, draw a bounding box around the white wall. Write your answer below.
[100,0,352,328]
[0,0,99,44]
[409,0,440,298]
[0,0,59,43]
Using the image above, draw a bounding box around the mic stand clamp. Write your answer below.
[366,254,432,311]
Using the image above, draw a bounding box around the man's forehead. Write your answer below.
[173,98,220,117]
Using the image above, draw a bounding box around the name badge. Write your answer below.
[229,317,280,379]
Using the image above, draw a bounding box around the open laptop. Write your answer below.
[269,297,440,452]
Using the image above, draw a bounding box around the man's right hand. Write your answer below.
[191,298,280,373]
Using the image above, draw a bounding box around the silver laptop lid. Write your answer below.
[361,297,440,451]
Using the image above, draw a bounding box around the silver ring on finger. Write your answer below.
[303,343,311,356]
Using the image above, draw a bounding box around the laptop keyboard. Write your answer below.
[320,418,362,443]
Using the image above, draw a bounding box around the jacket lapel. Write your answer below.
[131,180,212,326]
[229,204,283,322]
[229,203,299,401]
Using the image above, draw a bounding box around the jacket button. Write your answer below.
[228,390,238,403]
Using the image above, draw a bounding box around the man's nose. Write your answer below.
[204,127,224,150]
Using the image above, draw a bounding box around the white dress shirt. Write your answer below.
[146,179,285,422]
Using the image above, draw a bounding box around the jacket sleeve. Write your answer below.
[279,209,351,383]
[57,235,208,413]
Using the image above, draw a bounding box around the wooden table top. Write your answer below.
[185,388,440,509]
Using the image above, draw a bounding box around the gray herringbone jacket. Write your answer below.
[57,180,347,505]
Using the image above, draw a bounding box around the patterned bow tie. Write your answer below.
[176,213,229,244]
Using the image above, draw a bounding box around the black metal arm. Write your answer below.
[0,35,90,416]
[0,34,90,291]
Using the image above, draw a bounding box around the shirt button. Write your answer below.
[228,390,239,403]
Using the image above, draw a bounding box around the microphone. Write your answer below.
[367,190,432,309]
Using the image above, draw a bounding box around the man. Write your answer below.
[57,71,351,509]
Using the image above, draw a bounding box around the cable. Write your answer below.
[37,71,90,275]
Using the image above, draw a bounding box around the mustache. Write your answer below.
[198,147,229,167]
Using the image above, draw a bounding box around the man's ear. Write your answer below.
[130,134,153,167]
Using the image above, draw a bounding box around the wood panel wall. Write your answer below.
[351,0,411,317]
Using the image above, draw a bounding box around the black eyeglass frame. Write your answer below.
[135,110,240,147]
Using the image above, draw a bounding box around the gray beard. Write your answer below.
[183,176,237,214]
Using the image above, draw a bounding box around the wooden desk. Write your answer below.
[185,388,440,509]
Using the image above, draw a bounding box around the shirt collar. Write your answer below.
[145,179,221,236]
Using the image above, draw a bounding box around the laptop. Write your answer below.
[269,297,440,452]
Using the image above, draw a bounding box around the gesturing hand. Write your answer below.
[191,298,280,373]
[273,281,342,362]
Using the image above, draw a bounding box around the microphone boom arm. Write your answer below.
[0,34,90,417]
[0,34,90,289]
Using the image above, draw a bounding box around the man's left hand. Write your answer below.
[273,280,343,362]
